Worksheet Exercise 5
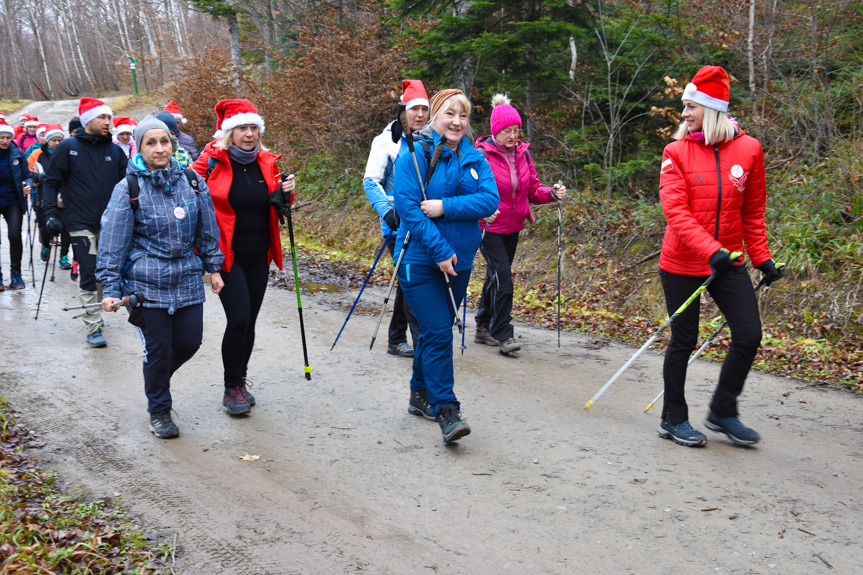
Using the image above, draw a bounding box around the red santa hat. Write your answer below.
[213,99,264,139]
[19,114,29,124]
[36,123,47,137]
[78,97,113,127]
[681,65,730,113]
[24,116,39,128]
[0,112,6,121]
[44,123,65,142]
[164,100,187,124]
[113,117,134,135]
[0,121,13,137]
[401,79,429,110]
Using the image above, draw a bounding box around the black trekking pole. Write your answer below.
[274,174,312,380]
[26,198,35,286]
[370,233,410,351]
[331,231,392,351]
[556,180,563,349]
[34,240,52,320]
[49,239,58,282]
[643,263,784,413]
[584,251,743,410]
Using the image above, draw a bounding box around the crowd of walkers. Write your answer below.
[0,64,782,447]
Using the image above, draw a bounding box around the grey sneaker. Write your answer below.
[437,403,471,443]
[149,410,179,439]
[408,389,435,420]
[387,342,415,357]
[474,325,498,346]
[658,420,707,447]
[705,412,760,445]
[499,337,521,354]
[87,330,107,348]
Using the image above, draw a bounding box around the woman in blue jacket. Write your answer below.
[0,121,33,290]
[393,89,499,443]
[97,116,224,440]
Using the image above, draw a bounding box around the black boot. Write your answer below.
[437,403,471,443]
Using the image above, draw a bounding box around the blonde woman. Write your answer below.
[656,66,781,447]
[192,99,295,416]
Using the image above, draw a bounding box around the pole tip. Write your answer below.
[644,404,653,413]
[584,401,594,410]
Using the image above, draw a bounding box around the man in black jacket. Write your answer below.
[43,98,127,347]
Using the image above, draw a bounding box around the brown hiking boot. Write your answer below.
[499,337,522,354]
[474,325,499,346]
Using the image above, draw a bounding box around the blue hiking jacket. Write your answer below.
[393,130,498,271]
[96,155,223,312]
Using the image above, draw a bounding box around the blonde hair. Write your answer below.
[430,93,474,141]
[674,105,736,144]
[216,127,269,152]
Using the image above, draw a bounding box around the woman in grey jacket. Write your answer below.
[97,116,224,439]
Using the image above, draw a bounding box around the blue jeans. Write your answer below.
[398,263,471,416]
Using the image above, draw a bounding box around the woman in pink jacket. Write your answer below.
[474,94,565,354]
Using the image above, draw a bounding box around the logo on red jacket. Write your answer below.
[729,164,748,192]
[660,158,673,174]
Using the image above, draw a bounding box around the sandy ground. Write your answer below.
[2,100,862,574]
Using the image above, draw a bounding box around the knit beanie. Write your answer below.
[489,93,522,137]
[68,116,82,135]
[134,115,171,151]
[155,111,179,136]
[430,89,464,120]
[682,65,730,112]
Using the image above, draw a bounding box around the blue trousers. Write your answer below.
[398,263,470,416]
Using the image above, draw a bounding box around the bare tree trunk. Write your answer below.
[228,13,242,71]
[747,0,756,116]
[3,0,33,98]
[452,0,475,95]
[66,0,97,89]
[568,35,577,80]
[760,0,778,116]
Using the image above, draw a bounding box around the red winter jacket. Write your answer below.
[191,141,283,273]
[475,136,555,234]
[658,129,772,276]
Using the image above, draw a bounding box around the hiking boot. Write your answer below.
[705,412,760,445]
[474,325,498,346]
[87,330,107,348]
[149,409,179,439]
[240,378,255,406]
[59,255,71,270]
[41,246,50,262]
[658,420,707,447]
[499,337,521,354]
[223,386,251,415]
[10,272,24,290]
[70,260,78,282]
[437,403,471,443]
[387,342,415,357]
[408,389,435,420]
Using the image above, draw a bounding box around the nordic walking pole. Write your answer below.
[34,240,53,320]
[370,234,409,350]
[556,180,563,348]
[584,251,742,410]
[63,293,142,312]
[331,231,392,351]
[49,239,58,282]
[644,264,783,413]
[278,174,312,380]
[26,197,35,287]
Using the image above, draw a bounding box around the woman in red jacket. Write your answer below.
[474,94,565,354]
[657,66,782,447]
[192,99,295,416]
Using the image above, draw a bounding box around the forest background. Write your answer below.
[2,0,861,388]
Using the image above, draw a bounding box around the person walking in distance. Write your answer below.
[474,94,566,355]
[0,120,34,290]
[656,65,782,447]
[363,79,427,358]
[28,124,72,270]
[42,97,128,347]
[97,115,224,439]
[192,99,295,416]
[112,117,137,158]
[393,89,499,442]
[164,101,199,161]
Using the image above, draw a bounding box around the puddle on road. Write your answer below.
[301,281,345,294]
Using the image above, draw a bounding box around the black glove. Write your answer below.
[756,259,783,286]
[268,189,287,224]
[383,209,400,230]
[708,248,738,276]
[46,217,63,236]
[391,103,406,144]
[38,172,47,184]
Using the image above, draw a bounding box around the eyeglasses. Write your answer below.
[499,127,520,137]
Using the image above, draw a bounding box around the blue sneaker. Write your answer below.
[705,412,760,445]
[658,420,707,447]
[87,330,107,348]
[10,272,25,290]
[41,246,50,262]
[59,255,71,270]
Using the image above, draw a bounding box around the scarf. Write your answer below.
[228,144,259,165]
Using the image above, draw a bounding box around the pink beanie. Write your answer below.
[490,93,521,137]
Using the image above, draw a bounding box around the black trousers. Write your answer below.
[35,196,70,257]
[141,304,204,413]
[218,252,269,388]
[387,235,419,347]
[476,231,520,341]
[0,203,24,274]
[660,267,762,424]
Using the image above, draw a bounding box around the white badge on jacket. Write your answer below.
[470,168,478,180]
[174,206,186,220]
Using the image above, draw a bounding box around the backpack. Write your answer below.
[125,169,200,212]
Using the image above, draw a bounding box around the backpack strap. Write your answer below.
[414,139,441,188]
[126,174,140,211]
[184,168,200,193]
[205,156,218,180]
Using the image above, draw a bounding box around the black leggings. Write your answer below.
[141,305,204,413]
[0,203,24,273]
[660,267,762,424]
[218,253,269,388]
[477,231,520,341]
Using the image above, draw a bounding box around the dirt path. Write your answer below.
[1,254,861,574]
